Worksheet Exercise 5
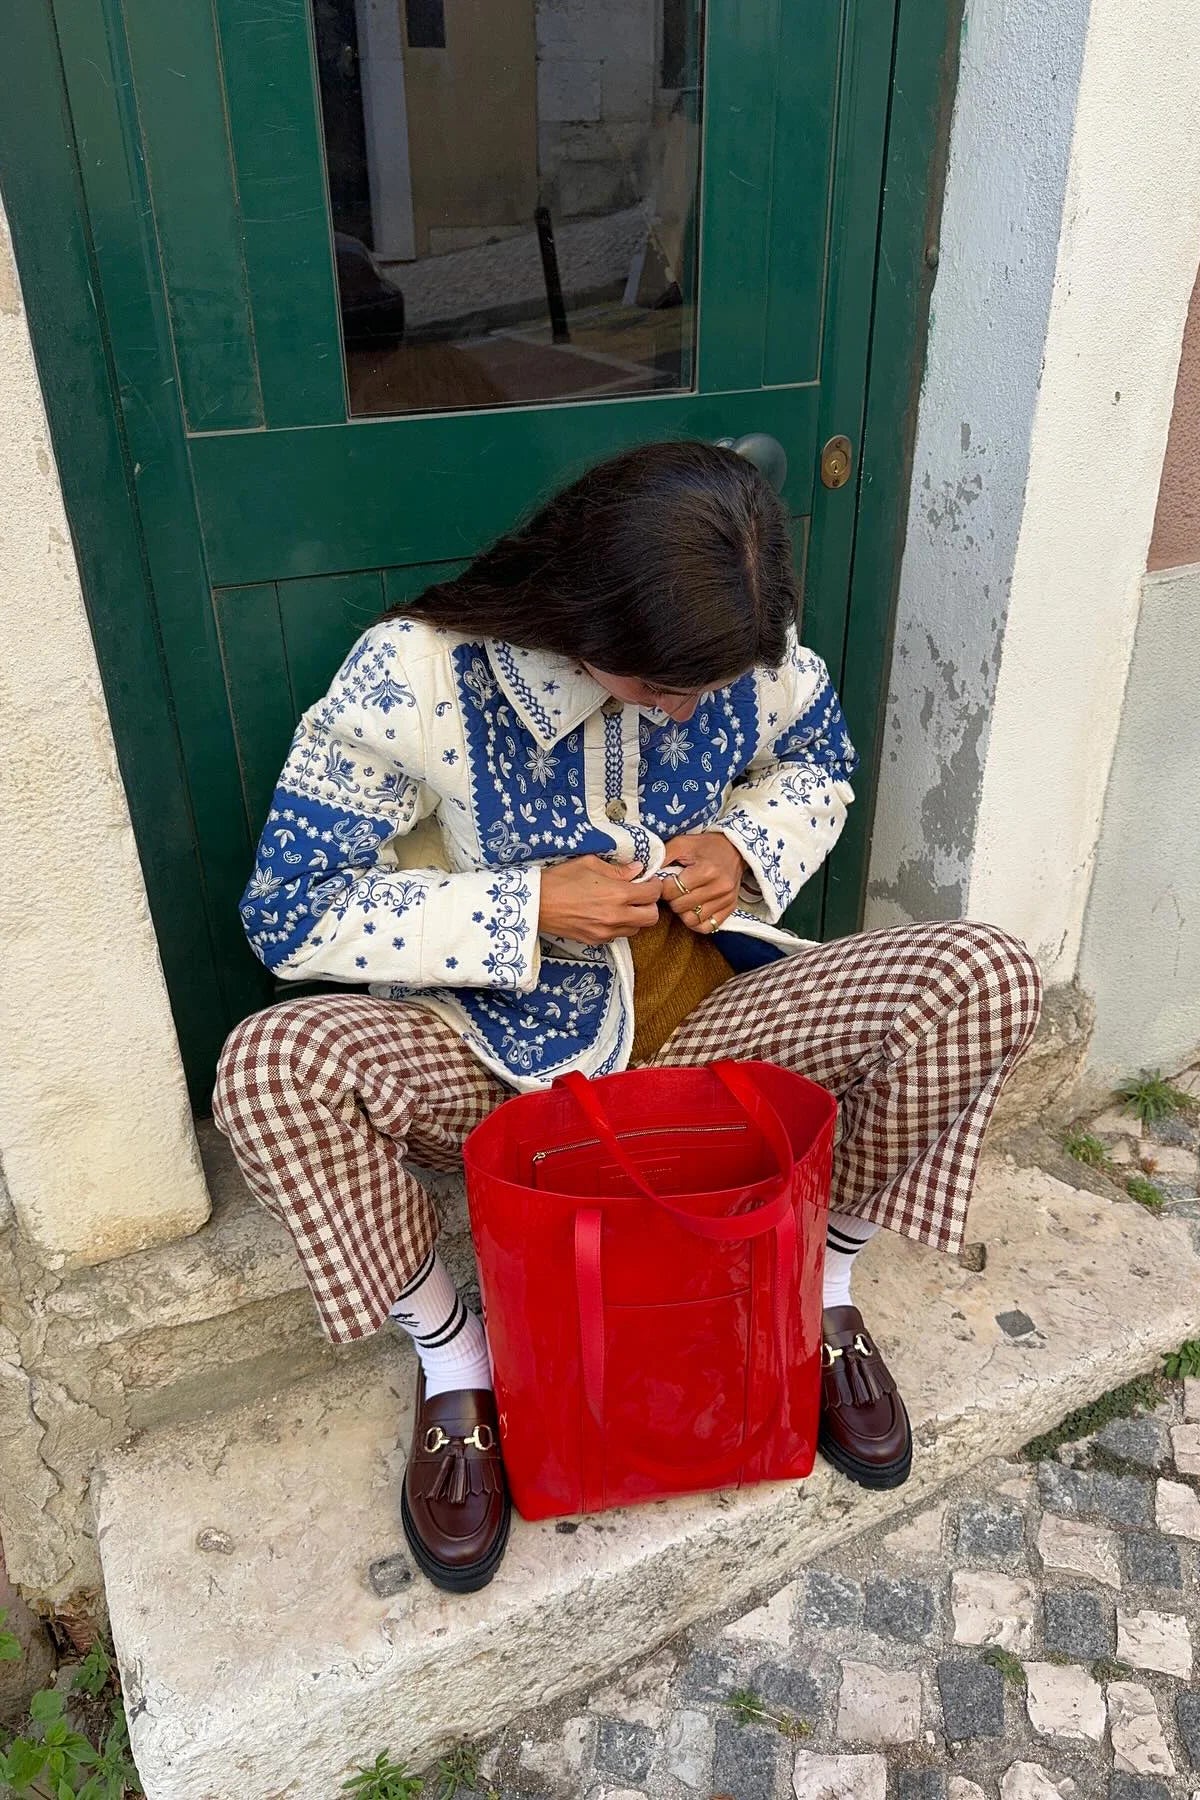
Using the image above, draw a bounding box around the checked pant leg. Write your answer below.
[649,919,1042,1254]
[212,995,510,1343]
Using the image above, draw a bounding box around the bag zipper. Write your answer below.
[531,1121,749,1165]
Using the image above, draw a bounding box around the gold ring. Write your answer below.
[707,915,719,932]
[670,873,689,898]
[693,904,704,923]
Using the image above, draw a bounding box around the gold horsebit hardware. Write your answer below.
[423,1422,495,1454]
[821,1333,874,1369]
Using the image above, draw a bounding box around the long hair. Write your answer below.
[386,441,798,687]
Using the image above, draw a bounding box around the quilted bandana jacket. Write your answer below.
[238,617,859,1089]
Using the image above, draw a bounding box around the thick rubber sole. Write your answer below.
[818,1424,914,1492]
[400,1482,512,1595]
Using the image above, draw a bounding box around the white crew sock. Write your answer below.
[389,1249,493,1398]
[822,1211,880,1311]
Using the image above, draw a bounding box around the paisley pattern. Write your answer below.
[237,617,857,1090]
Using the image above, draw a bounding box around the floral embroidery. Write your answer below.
[525,744,559,786]
[657,723,693,771]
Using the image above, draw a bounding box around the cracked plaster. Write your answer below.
[0,201,210,1271]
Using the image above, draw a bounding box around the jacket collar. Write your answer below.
[487,639,664,745]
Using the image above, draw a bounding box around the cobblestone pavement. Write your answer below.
[471,1375,1200,1800]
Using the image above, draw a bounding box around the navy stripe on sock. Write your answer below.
[415,1299,468,1349]
[827,1226,869,1255]
[395,1247,436,1299]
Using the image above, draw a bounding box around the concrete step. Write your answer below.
[93,1156,1200,1800]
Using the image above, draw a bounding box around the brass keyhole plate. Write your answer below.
[820,435,853,490]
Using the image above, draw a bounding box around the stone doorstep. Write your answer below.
[42,1127,474,1359]
[32,1127,476,1427]
[0,1129,473,1610]
[91,1160,1200,1800]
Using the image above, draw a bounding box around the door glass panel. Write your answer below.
[312,0,704,416]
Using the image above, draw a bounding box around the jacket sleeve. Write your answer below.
[238,633,542,991]
[714,638,858,921]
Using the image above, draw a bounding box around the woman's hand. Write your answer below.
[538,857,664,944]
[661,832,748,933]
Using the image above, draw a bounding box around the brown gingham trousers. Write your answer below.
[212,920,1042,1345]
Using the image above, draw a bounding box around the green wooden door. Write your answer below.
[48,0,899,1105]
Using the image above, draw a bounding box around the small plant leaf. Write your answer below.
[1063,1129,1113,1171]
[1125,1174,1166,1212]
[342,1748,424,1798]
[30,1689,66,1726]
[1118,1071,1191,1127]
[72,1645,112,1700]
[1164,1338,1200,1380]
[5,1736,49,1786]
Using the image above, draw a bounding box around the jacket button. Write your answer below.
[605,797,627,823]
[601,696,623,717]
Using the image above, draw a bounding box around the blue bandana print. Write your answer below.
[452,643,615,866]
[638,673,758,836]
[455,947,618,1078]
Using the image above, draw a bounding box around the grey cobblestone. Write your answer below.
[675,1644,740,1705]
[956,1501,1027,1562]
[806,1568,865,1628]
[866,1576,938,1642]
[1041,1589,1113,1659]
[1092,1472,1155,1527]
[750,1658,824,1721]
[594,1718,656,1785]
[892,1774,949,1800]
[1176,1689,1200,1768]
[1108,1777,1171,1800]
[1095,1417,1170,1471]
[711,1714,777,1800]
[1122,1532,1183,1590]
[1037,1463,1095,1517]
[1036,1463,1155,1528]
[936,1660,1005,1739]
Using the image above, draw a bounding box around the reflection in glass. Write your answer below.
[312,0,703,416]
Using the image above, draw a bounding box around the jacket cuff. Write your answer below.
[418,864,543,991]
[715,816,789,921]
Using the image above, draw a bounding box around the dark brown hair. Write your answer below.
[387,440,797,688]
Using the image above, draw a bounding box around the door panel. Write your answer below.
[190,384,821,584]
[120,1,262,432]
[52,0,900,1099]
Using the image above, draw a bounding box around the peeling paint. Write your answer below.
[865,0,1091,935]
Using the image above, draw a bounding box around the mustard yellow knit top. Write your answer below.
[628,909,735,1064]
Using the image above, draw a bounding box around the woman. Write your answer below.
[214,441,1041,1595]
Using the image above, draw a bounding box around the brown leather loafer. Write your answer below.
[401,1373,511,1593]
[818,1305,912,1490]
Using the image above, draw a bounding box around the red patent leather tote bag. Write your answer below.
[462,1059,836,1520]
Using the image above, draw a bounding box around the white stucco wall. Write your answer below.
[1077,562,1200,1087]
[866,0,1090,926]
[867,0,1200,996]
[966,0,1200,977]
[0,204,211,1268]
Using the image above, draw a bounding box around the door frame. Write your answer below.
[3,0,965,1107]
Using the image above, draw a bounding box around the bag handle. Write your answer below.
[555,1061,794,1241]
[561,1062,799,1493]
